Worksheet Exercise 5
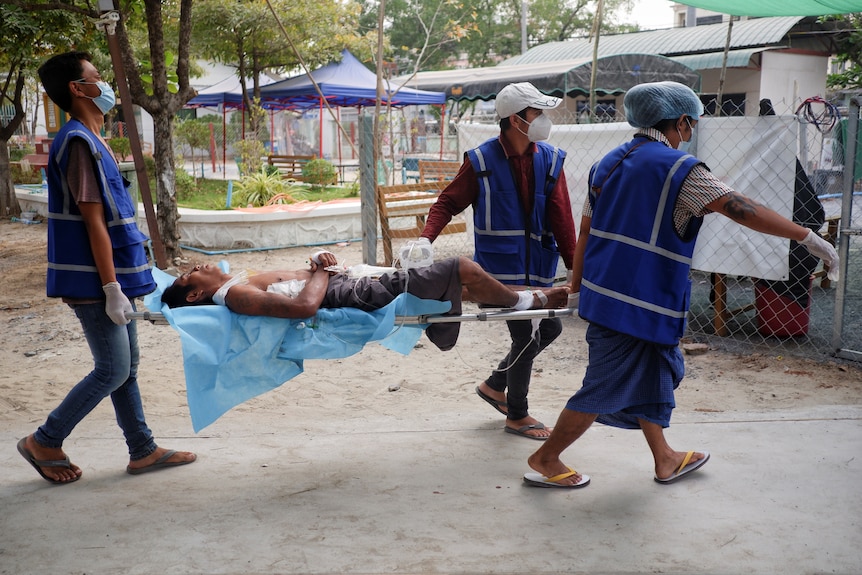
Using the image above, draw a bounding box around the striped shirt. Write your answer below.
[583,128,733,236]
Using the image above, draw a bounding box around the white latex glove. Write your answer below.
[102,281,133,325]
[567,291,580,309]
[799,229,839,282]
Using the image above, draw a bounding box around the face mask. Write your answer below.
[76,80,116,115]
[676,117,694,152]
[517,113,553,142]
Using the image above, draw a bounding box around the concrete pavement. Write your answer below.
[2,404,860,574]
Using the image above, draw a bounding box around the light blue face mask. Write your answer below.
[74,80,116,115]
[677,117,694,153]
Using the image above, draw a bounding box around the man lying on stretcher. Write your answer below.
[161,255,570,351]
[162,254,569,317]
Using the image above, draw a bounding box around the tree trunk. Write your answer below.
[0,140,22,218]
[151,112,182,260]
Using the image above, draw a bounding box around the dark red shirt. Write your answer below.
[421,135,577,269]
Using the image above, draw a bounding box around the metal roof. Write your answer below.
[502,16,805,66]
[672,47,780,70]
[395,53,700,101]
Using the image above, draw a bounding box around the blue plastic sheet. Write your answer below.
[144,266,450,432]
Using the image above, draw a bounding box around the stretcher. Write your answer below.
[127,307,574,325]
[134,266,577,432]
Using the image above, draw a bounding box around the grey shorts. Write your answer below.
[322,257,463,350]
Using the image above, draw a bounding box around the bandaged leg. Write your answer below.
[458,258,568,309]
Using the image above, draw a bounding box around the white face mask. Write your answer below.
[676,117,694,152]
[517,113,553,142]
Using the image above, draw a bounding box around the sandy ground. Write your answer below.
[2,219,861,574]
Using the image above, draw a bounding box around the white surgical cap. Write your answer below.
[624,81,704,128]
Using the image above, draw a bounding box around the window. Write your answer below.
[700,93,746,117]
[697,15,723,25]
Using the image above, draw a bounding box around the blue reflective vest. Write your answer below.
[466,138,565,287]
[579,138,703,345]
[46,119,154,299]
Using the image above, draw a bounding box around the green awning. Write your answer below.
[672,47,778,70]
[677,0,862,16]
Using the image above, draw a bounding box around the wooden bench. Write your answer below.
[418,160,460,182]
[376,181,467,264]
[266,154,315,180]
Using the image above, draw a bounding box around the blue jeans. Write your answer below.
[34,301,157,461]
[485,317,563,421]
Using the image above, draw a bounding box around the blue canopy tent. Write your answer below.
[260,50,446,160]
[260,49,445,109]
[188,75,249,109]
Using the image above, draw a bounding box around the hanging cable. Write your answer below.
[795,97,841,134]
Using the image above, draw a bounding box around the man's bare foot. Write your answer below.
[127,447,196,474]
[476,382,508,414]
[506,415,552,439]
[526,452,585,486]
[654,450,709,483]
[476,384,552,438]
[18,434,82,484]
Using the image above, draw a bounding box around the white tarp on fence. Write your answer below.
[457,116,796,279]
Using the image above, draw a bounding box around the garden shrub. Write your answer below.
[11,162,41,184]
[175,168,197,201]
[234,171,287,207]
[301,158,337,190]
[234,139,266,176]
[108,137,131,162]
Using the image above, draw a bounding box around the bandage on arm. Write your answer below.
[213,270,249,306]
[513,290,545,310]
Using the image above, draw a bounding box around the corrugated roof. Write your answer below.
[395,54,700,101]
[672,47,780,70]
[502,16,804,66]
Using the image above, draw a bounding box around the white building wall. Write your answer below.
[699,67,762,110]
[760,52,828,115]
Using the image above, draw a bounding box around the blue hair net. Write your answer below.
[624,81,704,128]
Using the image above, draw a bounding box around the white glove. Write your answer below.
[799,229,839,282]
[567,291,580,309]
[102,281,133,325]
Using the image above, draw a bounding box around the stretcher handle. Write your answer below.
[126,307,576,324]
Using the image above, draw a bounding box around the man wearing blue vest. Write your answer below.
[422,82,577,440]
[523,81,840,488]
[17,51,196,484]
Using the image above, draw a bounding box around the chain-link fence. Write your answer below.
[372,96,860,362]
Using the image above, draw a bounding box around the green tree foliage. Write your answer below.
[9,0,198,262]
[359,0,635,73]
[0,4,92,217]
[174,118,211,179]
[108,137,132,161]
[358,0,480,73]
[192,0,361,132]
[827,13,862,91]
